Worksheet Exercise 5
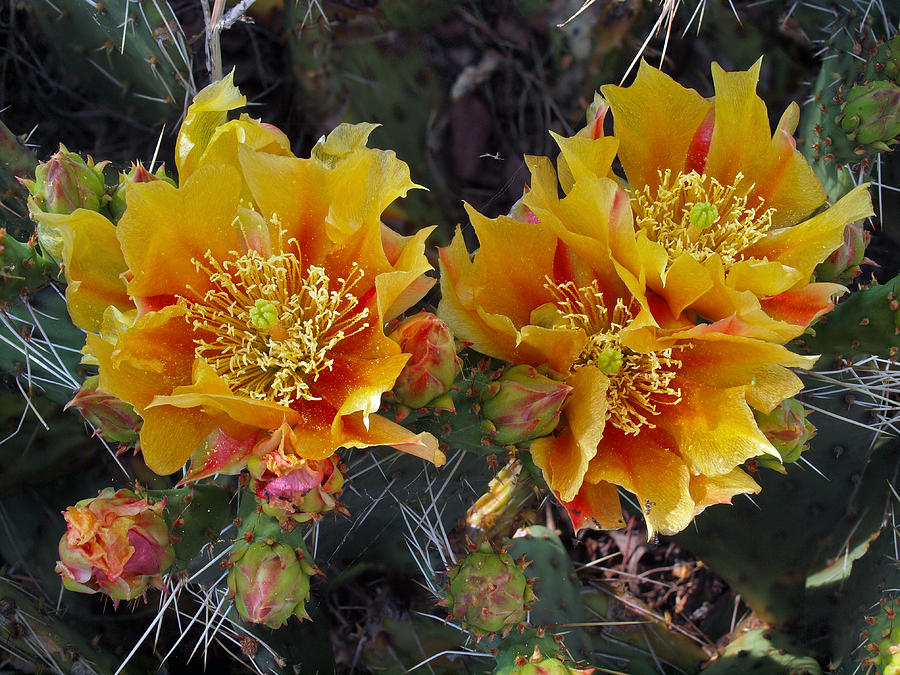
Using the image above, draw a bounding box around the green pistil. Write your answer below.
[250,299,279,330]
[689,201,718,230]
[597,348,623,375]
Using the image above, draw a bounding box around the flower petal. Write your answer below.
[601,61,711,191]
[561,480,625,531]
[689,468,759,519]
[119,164,243,299]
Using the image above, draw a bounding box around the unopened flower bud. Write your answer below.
[388,312,461,409]
[56,488,174,603]
[444,543,535,637]
[227,540,315,629]
[481,365,571,445]
[496,647,596,675]
[66,375,142,447]
[109,163,175,221]
[247,442,346,524]
[755,398,816,467]
[23,144,109,257]
[837,80,900,146]
[815,221,874,282]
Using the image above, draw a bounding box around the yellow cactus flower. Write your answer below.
[438,159,816,536]
[39,77,442,476]
[541,60,873,343]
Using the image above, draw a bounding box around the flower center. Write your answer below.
[546,279,681,435]
[182,247,370,406]
[631,170,774,266]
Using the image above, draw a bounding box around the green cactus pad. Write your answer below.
[702,629,821,675]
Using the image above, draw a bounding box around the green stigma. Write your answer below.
[249,299,279,330]
[689,201,718,230]
[596,348,623,375]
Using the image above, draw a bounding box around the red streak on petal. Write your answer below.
[685,108,716,174]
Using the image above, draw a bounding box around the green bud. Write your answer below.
[837,80,900,146]
[481,365,571,446]
[444,544,535,637]
[227,540,315,629]
[754,398,816,470]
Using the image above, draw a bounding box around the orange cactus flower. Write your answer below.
[438,160,816,536]
[546,60,873,343]
[35,76,443,476]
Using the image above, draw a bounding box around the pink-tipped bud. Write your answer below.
[23,144,107,216]
[815,220,874,282]
[388,312,461,410]
[481,365,571,445]
[66,375,142,448]
[22,144,109,258]
[227,540,315,629]
[109,162,175,221]
[56,488,174,603]
[755,398,816,467]
[247,443,346,524]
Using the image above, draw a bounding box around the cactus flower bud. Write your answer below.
[387,312,461,410]
[227,540,315,629]
[481,365,571,445]
[66,375,142,447]
[56,488,174,603]
[109,162,175,222]
[815,220,874,282]
[496,647,596,675]
[247,442,347,524]
[22,145,108,258]
[837,80,900,146]
[443,544,535,638]
[754,398,816,469]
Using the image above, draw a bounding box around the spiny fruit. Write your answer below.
[442,543,536,638]
[859,597,900,674]
[495,647,595,675]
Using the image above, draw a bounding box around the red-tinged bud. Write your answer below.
[837,80,900,146]
[388,312,461,410]
[66,375,142,448]
[109,162,175,221]
[247,439,346,524]
[56,488,174,604]
[227,540,315,628]
[496,647,596,675]
[584,92,609,140]
[754,398,816,470]
[23,144,109,257]
[445,544,535,637]
[815,220,875,282]
[481,365,571,445]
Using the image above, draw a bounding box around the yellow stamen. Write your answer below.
[632,170,774,266]
[546,279,681,434]
[182,245,370,406]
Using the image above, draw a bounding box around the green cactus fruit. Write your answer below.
[753,397,816,472]
[228,539,316,629]
[797,273,900,361]
[443,543,536,638]
[494,646,596,675]
[387,312,462,411]
[66,374,141,447]
[815,220,873,283]
[0,229,57,302]
[836,80,900,146]
[859,598,900,674]
[481,365,572,445]
[109,162,175,222]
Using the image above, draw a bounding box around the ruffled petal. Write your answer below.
[119,164,243,299]
[601,61,711,191]
[561,480,625,531]
[689,468,760,519]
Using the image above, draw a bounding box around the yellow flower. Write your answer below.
[438,159,815,536]
[40,77,443,475]
[545,60,873,342]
